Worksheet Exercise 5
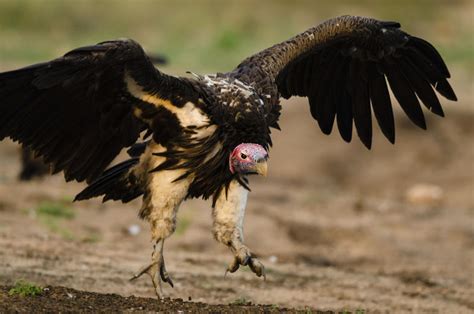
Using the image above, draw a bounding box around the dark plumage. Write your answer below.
[19,146,50,180]
[0,16,456,297]
[15,53,168,181]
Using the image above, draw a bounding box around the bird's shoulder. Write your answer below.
[188,73,272,124]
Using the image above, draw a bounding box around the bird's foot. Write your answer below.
[225,246,266,279]
[130,239,173,299]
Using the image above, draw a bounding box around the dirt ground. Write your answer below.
[0,285,298,313]
[0,76,473,311]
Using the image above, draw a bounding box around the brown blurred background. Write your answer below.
[0,0,473,312]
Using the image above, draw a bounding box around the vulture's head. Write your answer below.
[229,143,268,176]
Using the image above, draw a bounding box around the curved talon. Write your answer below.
[224,268,233,278]
[249,257,266,280]
[160,262,174,288]
[225,252,267,280]
[226,256,241,275]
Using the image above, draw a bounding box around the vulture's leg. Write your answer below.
[130,145,192,298]
[213,180,266,279]
[130,238,173,298]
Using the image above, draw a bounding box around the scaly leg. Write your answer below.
[130,239,173,298]
[213,180,265,279]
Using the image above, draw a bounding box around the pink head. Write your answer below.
[229,143,269,176]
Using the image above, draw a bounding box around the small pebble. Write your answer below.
[268,255,278,264]
[128,224,141,236]
[406,184,444,206]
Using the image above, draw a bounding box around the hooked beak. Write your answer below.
[254,160,268,177]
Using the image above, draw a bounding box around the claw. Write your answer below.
[225,248,267,280]
[225,256,241,276]
[130,239,174,299]
[160,262,174,288]
[131,260,164,298]
[249,257,266,280]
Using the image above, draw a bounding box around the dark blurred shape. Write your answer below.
[19,146,49,181]
[147,54,168,65]
[17,53,168,181]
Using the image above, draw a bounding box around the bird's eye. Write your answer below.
[240,153,247,159]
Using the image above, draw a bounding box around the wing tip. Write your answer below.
[341,134,352,143]
[431,107,445,117]
[418,118,427,130]
[436,80,458,101]
[385,132,396,145]
[363,141,372,150]
[319,123,334,136]
[444,91,458,102]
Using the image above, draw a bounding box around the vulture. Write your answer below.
[0,16,456,297]
[17,55,168,181]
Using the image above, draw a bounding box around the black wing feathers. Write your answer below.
[275,16,456,148]
[0,40,165,182]
[336,84,353,143]
[368,63,395,143]
[350,59,372,148]
[383,59,427,130]
[314,51,340,134]
[410,36,450,78]
[400,59,444,116]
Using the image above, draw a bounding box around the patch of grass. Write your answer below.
[34,202,76,240]
[36,202,74,219]
[8,280,43,297]
[39,216,75,240]
[439,37,474,70]
[81,232,101,243]
[231,297,252,306]
[338,310,366,314]
[175,216,191,236]
[215,29,244,51]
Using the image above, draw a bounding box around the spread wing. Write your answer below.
[0,39,196,182]
[236,15,457,148]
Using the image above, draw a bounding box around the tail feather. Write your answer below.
[74,157,143,203]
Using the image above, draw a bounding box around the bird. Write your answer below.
[15,54,169,181]
[0,15,457,298]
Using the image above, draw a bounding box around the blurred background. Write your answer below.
[0,0,472,312]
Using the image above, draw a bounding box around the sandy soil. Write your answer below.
[0,91,473,312]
